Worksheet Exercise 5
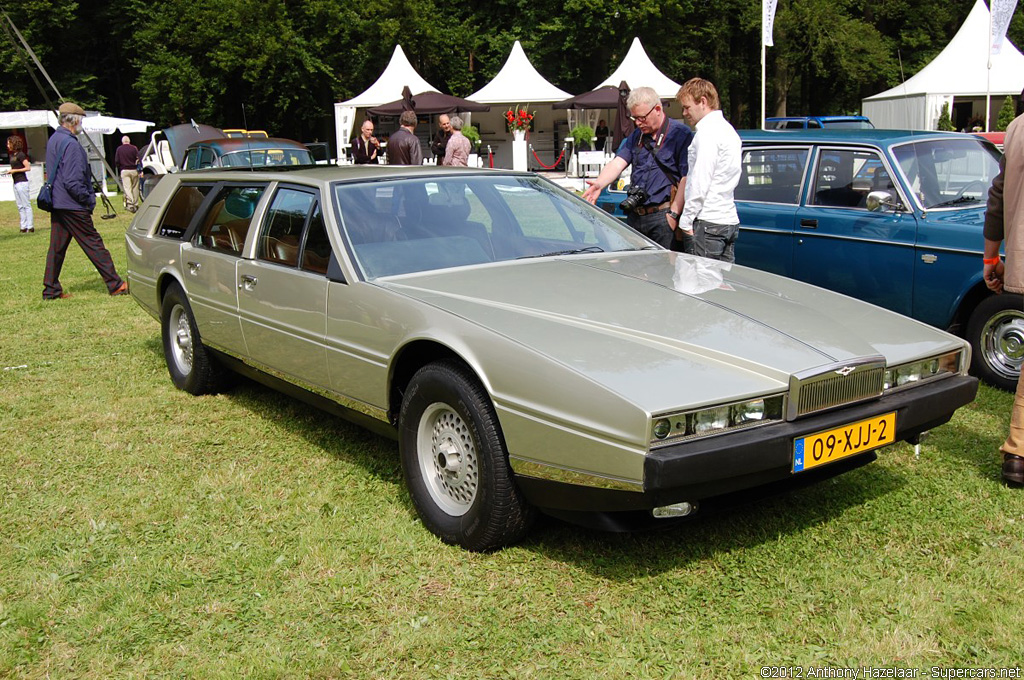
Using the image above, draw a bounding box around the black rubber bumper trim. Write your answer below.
[516,374,978,513]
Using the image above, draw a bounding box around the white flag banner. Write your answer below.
[991,0,1019,54]
[763,0,779,47]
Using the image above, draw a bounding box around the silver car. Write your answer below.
[125,166,979,550]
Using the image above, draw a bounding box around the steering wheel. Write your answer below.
[953,180,988,200]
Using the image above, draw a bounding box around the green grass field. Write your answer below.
[0,200,1021,678]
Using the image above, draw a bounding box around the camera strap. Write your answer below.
[641,121,680,187]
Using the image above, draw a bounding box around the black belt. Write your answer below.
[634,201,670,216]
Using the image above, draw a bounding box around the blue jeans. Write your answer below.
[693,219,738,262]
[626,208,674,249]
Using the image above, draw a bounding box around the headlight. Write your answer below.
[883,349,965,392]
[650,395,784,447]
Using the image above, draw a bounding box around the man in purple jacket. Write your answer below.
[42,102,127,300]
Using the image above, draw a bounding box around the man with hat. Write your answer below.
[42,101,127,300]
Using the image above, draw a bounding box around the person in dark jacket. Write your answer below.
[351,120,380,164]
[387,111,423,165]
[42,101,127,300]
[114,135,140,212]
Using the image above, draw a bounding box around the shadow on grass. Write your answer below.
[519,460,908,578]
[140,338,917,573]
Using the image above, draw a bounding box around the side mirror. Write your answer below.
[866,190,899,212]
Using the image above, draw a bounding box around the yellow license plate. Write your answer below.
[793,412,896,472]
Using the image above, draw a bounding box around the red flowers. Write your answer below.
[506,106,534,133]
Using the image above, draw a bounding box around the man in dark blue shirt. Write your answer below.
[583,86,692,249]
[42,101,127,300]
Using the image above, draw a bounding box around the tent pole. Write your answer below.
[986,3,993,132]
[761,42,766,129]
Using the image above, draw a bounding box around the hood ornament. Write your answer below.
[835,366,857,377]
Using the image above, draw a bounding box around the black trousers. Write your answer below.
[43,209,123,298]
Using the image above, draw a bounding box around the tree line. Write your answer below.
[1,0,1020,145]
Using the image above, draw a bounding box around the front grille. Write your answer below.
[788,357,885,420]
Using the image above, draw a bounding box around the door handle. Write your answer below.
[239,274,258,291]
[799,219,818,229]
[186,261,201,274]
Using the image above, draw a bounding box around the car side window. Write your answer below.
[194,185,266,255]
[735,148,809,204]
[810,149,885,209]
[259,187,315,267]
[157,184,213,239]
[301,203,331,274]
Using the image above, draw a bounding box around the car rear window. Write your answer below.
[735,148,809,204]
[194,185,266,254]
[157,184,214,239]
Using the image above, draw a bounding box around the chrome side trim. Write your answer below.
[203,341,389,422]
[509,456,643,493]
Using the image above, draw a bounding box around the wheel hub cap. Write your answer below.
[418,403,478,516]
[983,310,1024,380]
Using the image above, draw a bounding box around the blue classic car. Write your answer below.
[595,129,1017,390]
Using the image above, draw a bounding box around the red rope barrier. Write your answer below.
[529,147,566,170]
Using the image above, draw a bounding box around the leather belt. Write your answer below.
[634,201,670,216]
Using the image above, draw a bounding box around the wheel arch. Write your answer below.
[949,279,996,335]
[388,339,481,426]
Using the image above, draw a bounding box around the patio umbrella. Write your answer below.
[368,90,490,116]
[612,81,634,152]
[401,85,416,112]
[552,85,621,110]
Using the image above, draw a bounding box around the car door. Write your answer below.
[792,146,918,317]
[236,185,332,390]
[734,146,810,277]
[181,183,268,355]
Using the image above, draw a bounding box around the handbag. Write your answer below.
[37,139,69,212]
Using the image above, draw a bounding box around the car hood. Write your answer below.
[381,251,964,413]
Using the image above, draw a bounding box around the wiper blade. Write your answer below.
[517,246,605,259]
[931,195,983,208]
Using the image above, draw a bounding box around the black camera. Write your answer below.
[618,184,649,213]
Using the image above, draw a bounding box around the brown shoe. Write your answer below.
[110,281,129,296]
[1003,454,1024,486]
[44,292,72,300]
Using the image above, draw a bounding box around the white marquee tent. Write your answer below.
[333,45,438,159]
[466,41,572,168]
[569,37,685,139]
[597,37,682,100]
[862,0,1024,130]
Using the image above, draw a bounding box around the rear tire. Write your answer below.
[966,293,1024,391]
[399,360,535,551]
[160,282,227,395]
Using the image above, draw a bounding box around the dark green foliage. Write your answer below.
[997,95,1016,131]
[937,101,955,131]
[0,0,1022,137]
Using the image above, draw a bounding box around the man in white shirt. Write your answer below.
[675,78,742,262]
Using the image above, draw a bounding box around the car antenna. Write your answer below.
[241,104,254,171]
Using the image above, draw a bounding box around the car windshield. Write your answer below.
[821,120,874,129]
[334,174,654,279]
[220,148,314,167]
[891,138,1001,210]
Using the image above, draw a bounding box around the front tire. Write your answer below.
[160,282,227,395]
[966,292,1024,391]
[399,360,534,551]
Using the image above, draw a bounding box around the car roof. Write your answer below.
[170,165,517,183]
[187,137,309,152]
[738,128,977,144]
[766,115,869,122]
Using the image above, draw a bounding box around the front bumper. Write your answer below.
[516,373,978,513]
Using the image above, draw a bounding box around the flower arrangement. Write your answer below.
[505,105,535,133]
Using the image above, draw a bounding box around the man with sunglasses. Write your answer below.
[582,86,692,250]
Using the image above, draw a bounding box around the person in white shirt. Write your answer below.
[675,78,742,262]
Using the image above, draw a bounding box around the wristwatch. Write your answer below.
[667,210,680,220]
